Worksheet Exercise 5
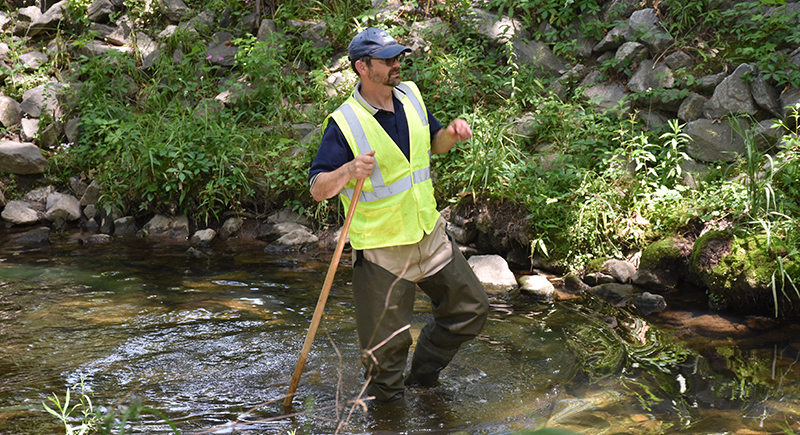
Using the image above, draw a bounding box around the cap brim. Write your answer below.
[371,44,412,59]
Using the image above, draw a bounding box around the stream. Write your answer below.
[1,227,800,434]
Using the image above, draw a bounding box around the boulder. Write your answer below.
[634,292,667,315]
[627,59,675,94]
[0,141,48,174]
[633,237,692,290]
[602,259,636,284]
[0,96,22,128]
[140,214,190,239]
[519,274,555,302]
[44,192,81,222]
[469,8,529,44]
[583,82,630,115]
[191,228,216,246]
[704,63,758,119]
[114,216,137,236]
[512,39,568,78]
[1,200,40,225]
[468,254,518,294]
[689,231,799,317]
[14,227,51,247]
[684,118,746,162]
[219,217,243,239]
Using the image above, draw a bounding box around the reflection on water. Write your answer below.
[1,233,800,434]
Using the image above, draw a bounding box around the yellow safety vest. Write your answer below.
[326,81,440,250]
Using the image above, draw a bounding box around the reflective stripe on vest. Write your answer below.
[337,89,431,203]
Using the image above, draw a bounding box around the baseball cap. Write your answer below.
[348,27,411,60]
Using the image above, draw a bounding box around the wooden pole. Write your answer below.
[284,178,365,408]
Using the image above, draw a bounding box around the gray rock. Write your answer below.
[15,226,50,247]
[634,292,667,315]
[603,259,636,283]
[583,82,630,115]
[20,81,62,120]
[780,87,800,129]
[697,70,727,93]
[64,117,80,144]
[27,0,69,37]
[114,216,137,236]
[468,254,517,294]
[206,32,237,67]
[267,207,312,227]
[86,0,114,23]
[637,109,670,130]
[219,217,243,239]
[627,59,674,94]
[446,222,476,245]
[519,275,555,302]
[191,228,217,246]
[44,192,81,221]
[0,96,22,128]
[512,39,568,78]
[257,19,278,42]
[750,75,781,118]
[753,119,788,151]
[1,200,40,225]
[590,283,635,307]
[13,6,41,35]
[80,234,113,246]
[614,41,648,64]
[38,121,63,150]
[80,181,103,206]
[469,8,529,44]
[704,63,757,118]
[20,118,38,142]
[665,51,693,70]
[685,118,747,162]
[258,221,308,243]
[0,141,48,174]
[583,271,616,286]
[563,272,591,293]
[83,203,98,220]
[158,0,189,22]
[678,92,707,122]
[140,214,190,239]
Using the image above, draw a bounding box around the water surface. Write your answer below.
[1,229,799,434]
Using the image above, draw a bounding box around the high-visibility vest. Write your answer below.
[326,81,439,250]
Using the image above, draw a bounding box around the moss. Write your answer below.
[639,237,683,271]
[691,230,800,317]
[585,256,609,274]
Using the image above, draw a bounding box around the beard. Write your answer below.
[368,65,401,87]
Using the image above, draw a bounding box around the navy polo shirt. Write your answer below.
[308,84,443,188]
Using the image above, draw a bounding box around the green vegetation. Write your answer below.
[2,0,799,304]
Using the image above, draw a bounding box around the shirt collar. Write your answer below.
[352,81,407,115]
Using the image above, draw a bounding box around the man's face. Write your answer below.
[365,54,403,87]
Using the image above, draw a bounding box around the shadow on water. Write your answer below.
[2,231,800,434]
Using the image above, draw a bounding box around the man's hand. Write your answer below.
[446,118,473,142]
[350,150,376,180]
[311,150,376,201]
[432,118,472,154]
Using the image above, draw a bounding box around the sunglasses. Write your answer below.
[370,53,405,66]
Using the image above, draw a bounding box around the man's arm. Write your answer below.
[431,118,473,155]
[311,150,375,201]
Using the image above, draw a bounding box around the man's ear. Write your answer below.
[357,60,367,75]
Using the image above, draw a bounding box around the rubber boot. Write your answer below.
[405,332,458,387]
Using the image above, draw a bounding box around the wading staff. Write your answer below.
[284,178,365,408]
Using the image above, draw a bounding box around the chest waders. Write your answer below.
[352,229,489,404]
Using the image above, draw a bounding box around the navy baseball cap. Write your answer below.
[348,27,411,60]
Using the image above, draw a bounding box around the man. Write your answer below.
[308,27,489,406]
